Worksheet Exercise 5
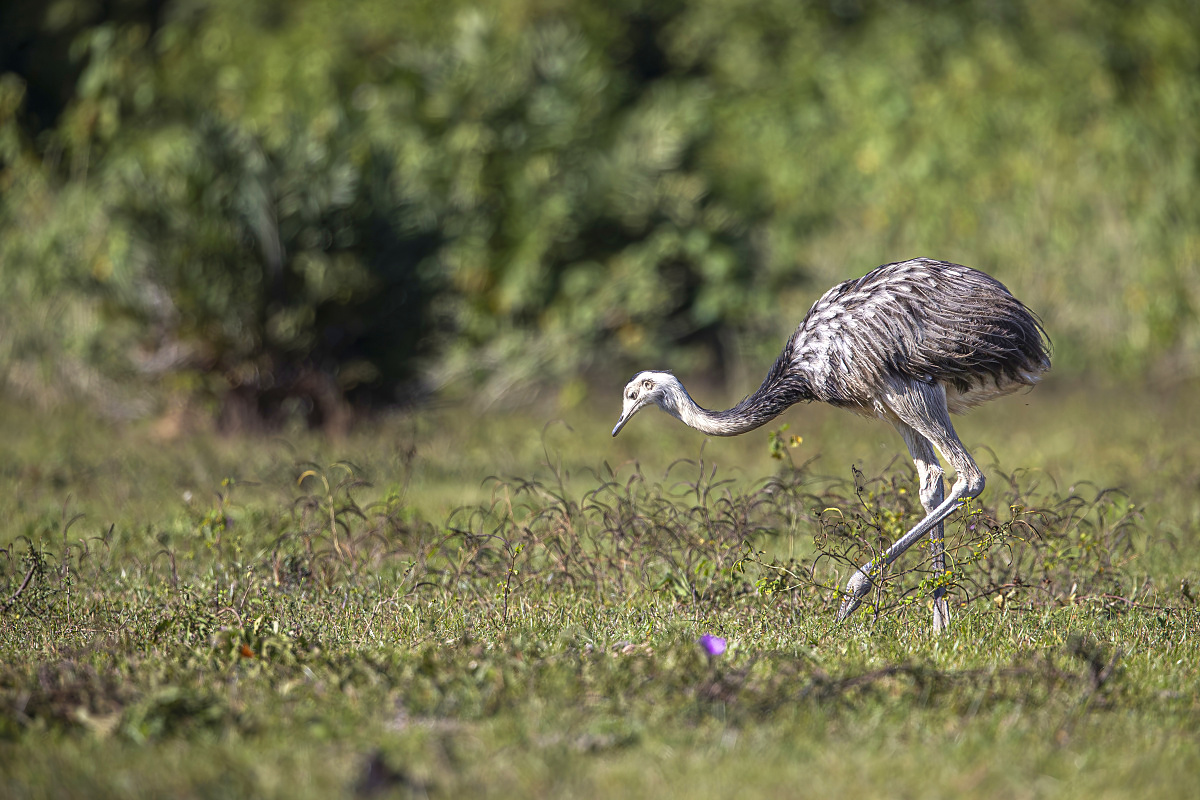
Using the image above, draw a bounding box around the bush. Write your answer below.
[1,0,1197,425]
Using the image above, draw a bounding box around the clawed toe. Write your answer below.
[836,568,873,621]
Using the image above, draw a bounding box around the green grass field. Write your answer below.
[2,377,1198,799]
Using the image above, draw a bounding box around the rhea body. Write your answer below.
[611,258,1051,631]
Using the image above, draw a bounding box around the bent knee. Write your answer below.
[954,471,984,500]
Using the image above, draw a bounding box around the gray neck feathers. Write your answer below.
[662,350,812,437]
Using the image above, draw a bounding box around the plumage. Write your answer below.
[611,258,1050,631]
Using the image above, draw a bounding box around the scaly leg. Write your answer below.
[837,381,983,629]
[895,421,951,631]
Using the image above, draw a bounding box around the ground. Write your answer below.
[2,377,1198,798]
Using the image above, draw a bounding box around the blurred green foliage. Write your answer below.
[1,0,1197,425]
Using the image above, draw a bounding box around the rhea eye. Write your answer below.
[642,379,653,390]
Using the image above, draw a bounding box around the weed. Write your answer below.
[1,394,1198,799]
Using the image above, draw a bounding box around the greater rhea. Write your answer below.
[611,258,1051,631]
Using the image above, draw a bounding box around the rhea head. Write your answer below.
[611,370,684,437]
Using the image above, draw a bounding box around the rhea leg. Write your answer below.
[895,422,951,631]
[837,381,983,628]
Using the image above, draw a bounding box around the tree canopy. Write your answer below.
[2,0,1197,427]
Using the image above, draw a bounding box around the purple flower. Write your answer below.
[699,634,726,657]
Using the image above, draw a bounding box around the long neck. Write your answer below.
[665,354,812,437]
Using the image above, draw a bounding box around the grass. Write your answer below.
[2,377,1199,798]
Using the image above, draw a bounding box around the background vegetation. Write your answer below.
[2,0,1198,426]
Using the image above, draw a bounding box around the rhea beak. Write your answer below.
[611,411,632,437]
[612,399,642,437]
